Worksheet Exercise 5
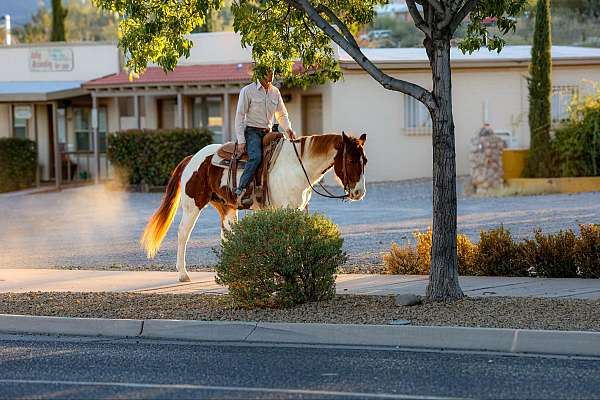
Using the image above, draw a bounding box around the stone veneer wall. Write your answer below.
[468,126,505,194]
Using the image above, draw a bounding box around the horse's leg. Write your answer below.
[211,202,238,241]
[176,195,203,282]
[222,206,238,238]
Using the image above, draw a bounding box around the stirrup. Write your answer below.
[235,188,253,208]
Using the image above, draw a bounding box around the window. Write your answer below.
[118,96,145,117]
[404,95,432,135]
[552,86,578,125]
[73,107,107,152]
[13,118,28,139]
[193,96,224,143]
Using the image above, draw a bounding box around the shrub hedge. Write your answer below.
[385,224,599,278]
[384,228,479,276]
[215,208,346,308]
[552,90,600,178]
[0,138,37,193]
[107,128,212,186]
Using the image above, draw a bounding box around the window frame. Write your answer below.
[551,85,579,127]
[403,95,432,136]
[73,106,108,153]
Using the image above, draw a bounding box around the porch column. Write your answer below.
[33,104,40,187]
[223,92,230,142]
[133,94,140,129]
[52,102,61,189]
[92,93,100,184]
[177,92,183,128]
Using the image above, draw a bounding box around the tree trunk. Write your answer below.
[51,0,67,42]
[425,38,465,301]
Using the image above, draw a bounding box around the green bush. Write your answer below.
[215,208,346,308]
[0,138,37,193]
[575,224,600,279]
[521,229,578,278]
[473,226,529,277]
[107,128,212,186]
[553,91,600,177]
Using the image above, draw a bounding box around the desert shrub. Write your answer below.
[215,208,346,308]
[473,226,529,277]
[107,128,212,186]
[0,138,37,193]
[457,234,478,275]
[521,229,578,278]
[414,227,432,271]
[384,242,422,275]
[385,228,477,275]
[575,224,600,279]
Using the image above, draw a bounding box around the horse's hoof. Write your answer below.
[178,274,191,282]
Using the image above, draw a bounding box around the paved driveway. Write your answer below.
[1,179,599,269]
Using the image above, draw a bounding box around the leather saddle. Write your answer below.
[214,132,284,166]
[212,132,284,207]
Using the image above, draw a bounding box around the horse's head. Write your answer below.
[333,132,367,201]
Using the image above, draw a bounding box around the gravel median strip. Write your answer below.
[1,293,599,331]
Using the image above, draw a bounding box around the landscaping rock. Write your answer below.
[1,293,599,331]
[395,294,422,306]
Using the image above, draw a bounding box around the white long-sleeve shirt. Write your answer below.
[234,81,291,144]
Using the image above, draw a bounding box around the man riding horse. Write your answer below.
[233,68,296,207]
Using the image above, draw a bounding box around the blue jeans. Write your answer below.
[238,127,266,190]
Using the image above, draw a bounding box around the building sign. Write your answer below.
[14,105,32,120]
[29,48,74,72]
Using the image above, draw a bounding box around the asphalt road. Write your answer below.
[1,334,599,399]
[2,179,600,269]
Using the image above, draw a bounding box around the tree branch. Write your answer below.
[315,3,359,49]
[449,0,478,33]
[406,0,432,38]
[290,0,435,109]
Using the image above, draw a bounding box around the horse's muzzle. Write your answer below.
[348,188,365,201]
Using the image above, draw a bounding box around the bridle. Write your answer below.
[291,136,363,200]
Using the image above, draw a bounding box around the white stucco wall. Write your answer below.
[0,42,119,82]
[181,32,253,66]
[325,64,600,182]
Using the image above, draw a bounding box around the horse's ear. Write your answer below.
[358,133,367,146]
[342,131,349,142]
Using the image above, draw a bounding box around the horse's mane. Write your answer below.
[291,133,345,158]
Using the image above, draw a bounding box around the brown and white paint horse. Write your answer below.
[141,132,367,282]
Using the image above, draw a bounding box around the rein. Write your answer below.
[291,138,350,200]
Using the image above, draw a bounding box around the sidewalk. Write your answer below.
[1,269,600,298]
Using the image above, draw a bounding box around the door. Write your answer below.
[302,95,323,136]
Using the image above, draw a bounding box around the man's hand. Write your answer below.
[286,129,296,140]
[236,143,246,156]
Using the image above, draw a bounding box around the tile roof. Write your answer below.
[84,63,253,87]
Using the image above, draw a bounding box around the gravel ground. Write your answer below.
[2,293,600,331]
[2,178,599,272]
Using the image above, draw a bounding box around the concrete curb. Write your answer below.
[1,314,599,357]
[0,314,142,337]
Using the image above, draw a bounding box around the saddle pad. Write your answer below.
[211,152,247,169]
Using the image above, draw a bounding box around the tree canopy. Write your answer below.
[94,0,527,87]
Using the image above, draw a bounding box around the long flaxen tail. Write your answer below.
[140,155,193,259]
